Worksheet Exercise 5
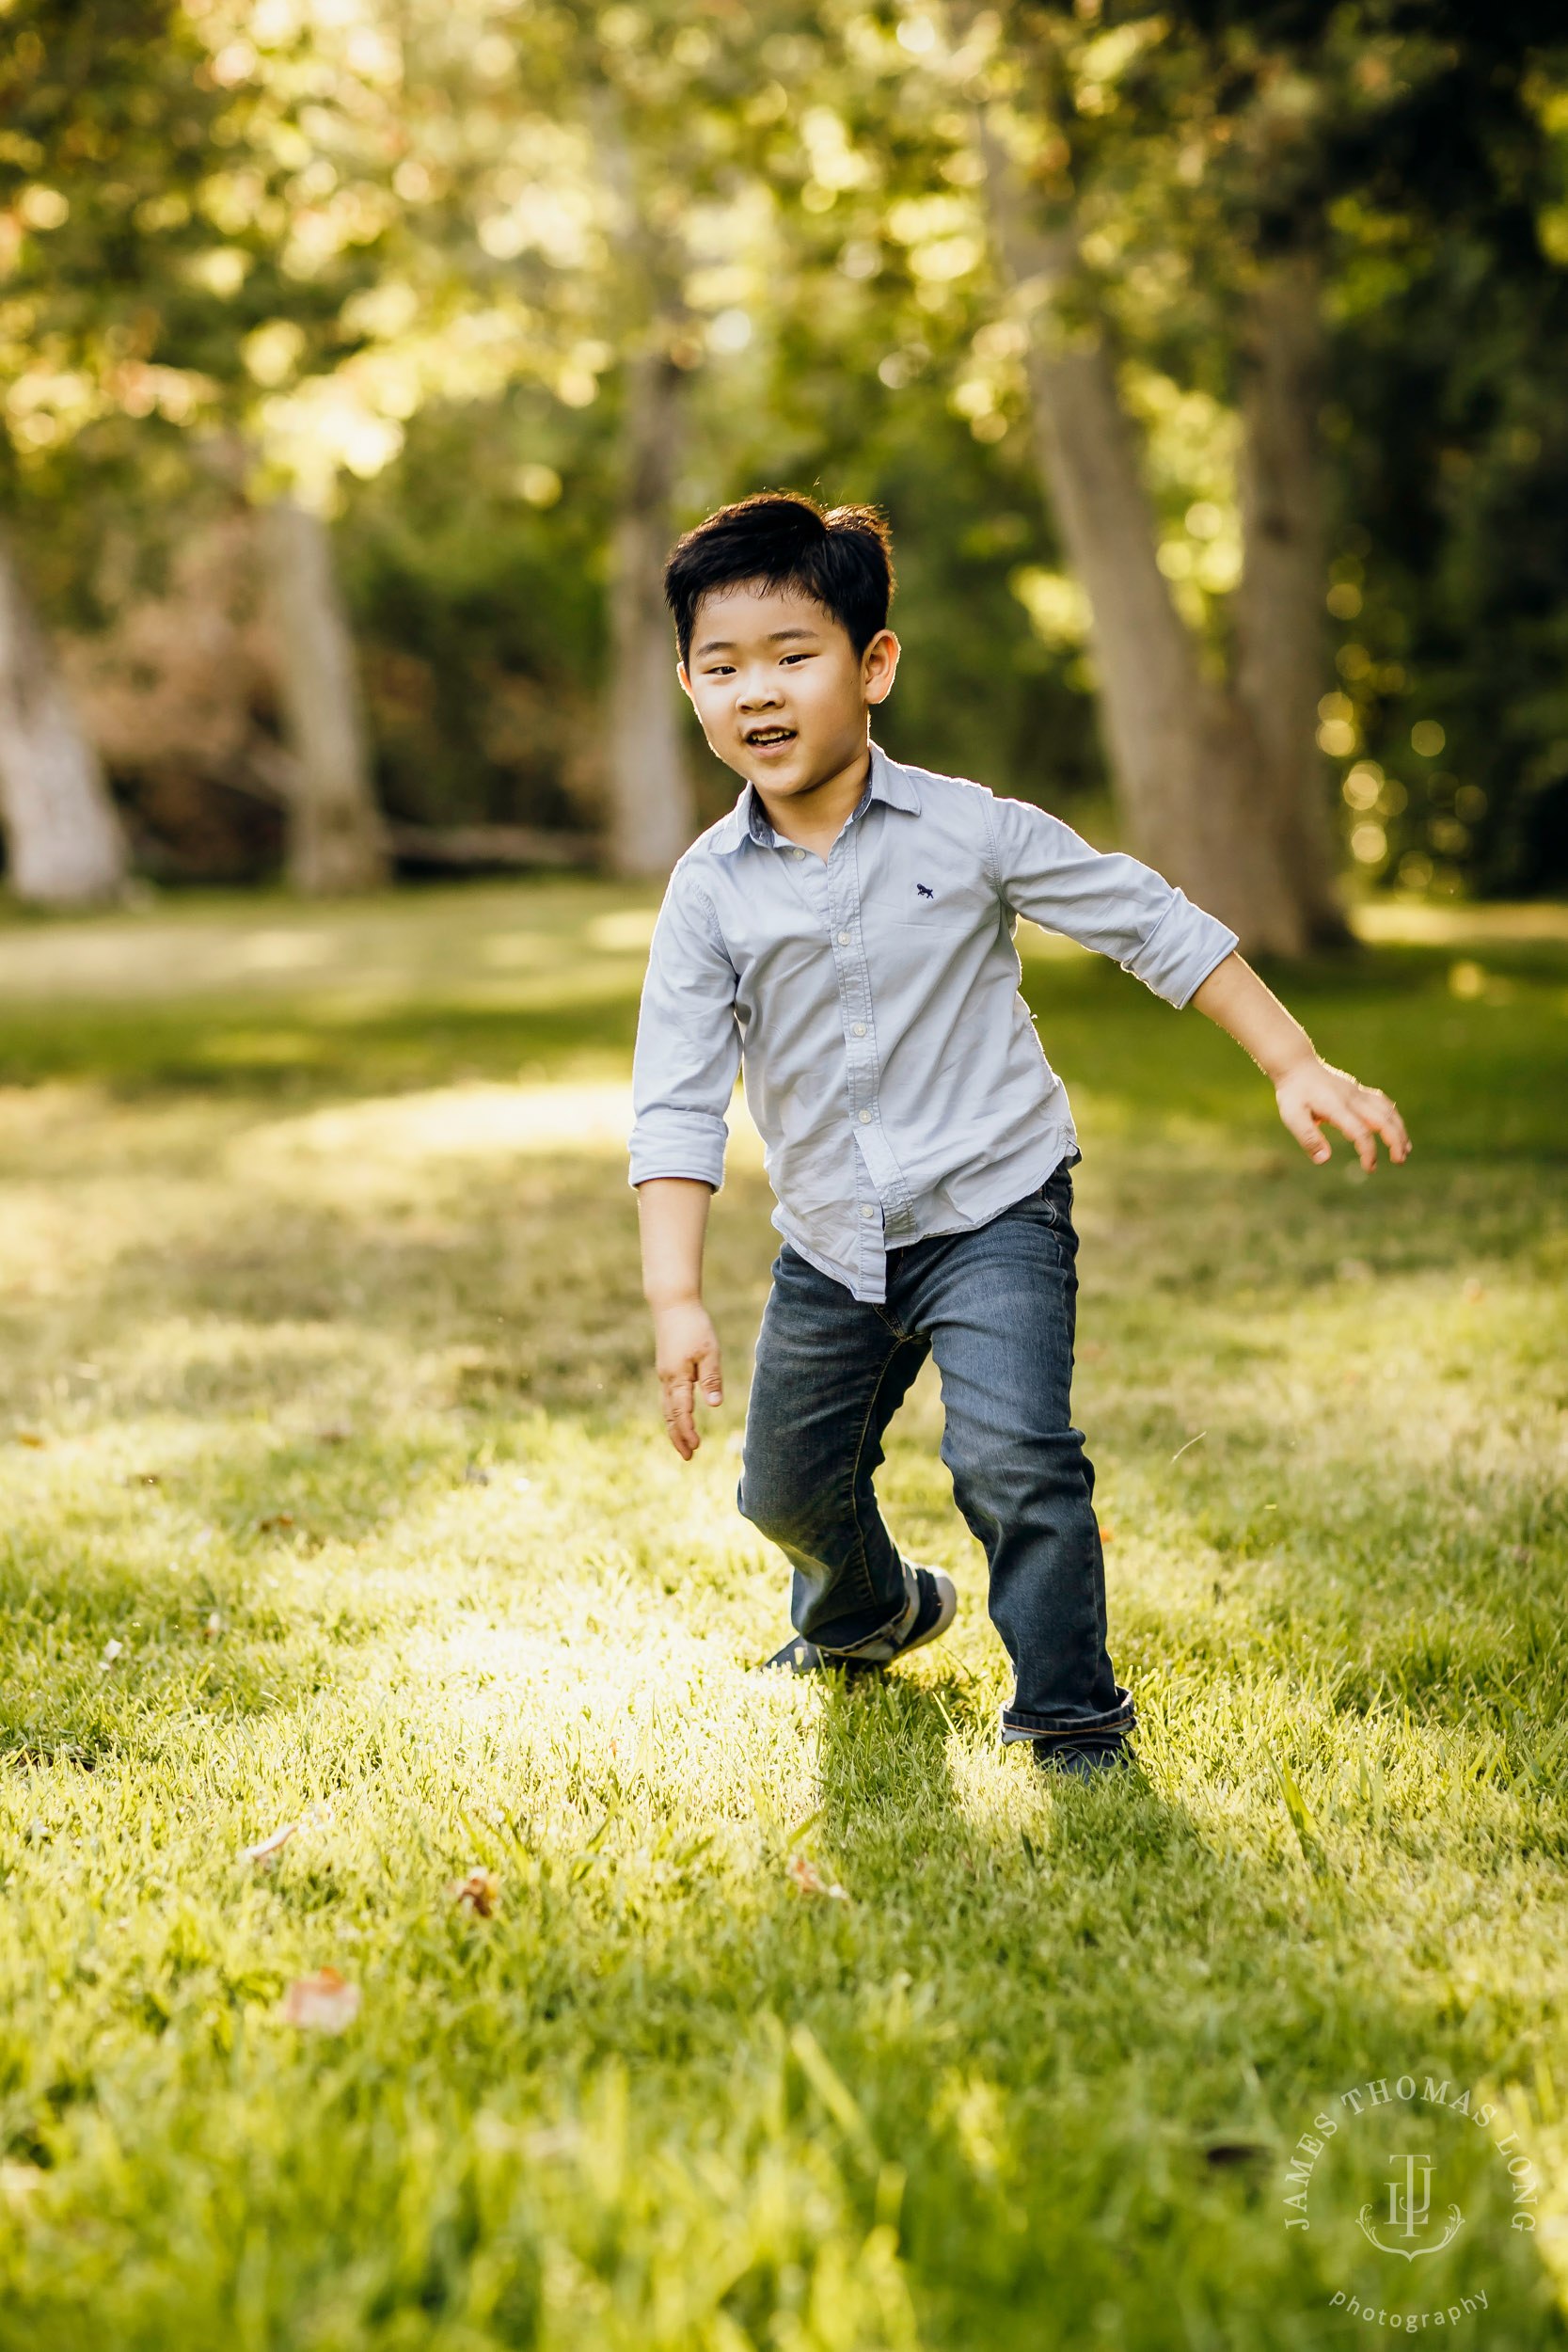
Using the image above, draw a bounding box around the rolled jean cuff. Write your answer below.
[998,1686,1136,1744]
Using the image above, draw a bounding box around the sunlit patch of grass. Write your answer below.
[0,886,1565,2346]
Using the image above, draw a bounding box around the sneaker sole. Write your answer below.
[761,1636,825,1675]
[1033,1743,1132,1779]
[759,1638,887,1682]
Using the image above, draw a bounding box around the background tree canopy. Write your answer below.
[3,0,1568,920]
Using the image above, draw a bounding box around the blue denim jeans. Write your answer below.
[738,1161,1134,1751]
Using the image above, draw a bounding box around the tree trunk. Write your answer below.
[588,82,695,880]
[1232,251,1349,945]
[607,345,694,878]
[977,134,1313,956]
[0,532,128,906]
[258,498,388,895]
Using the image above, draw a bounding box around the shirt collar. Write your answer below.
[706,742,921,856]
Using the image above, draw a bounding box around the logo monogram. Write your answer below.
[1356,2153,1465,2260]
[1285,2069,1526,2325]
[915,882,934,898]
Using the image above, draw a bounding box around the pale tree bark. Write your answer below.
[258,498,388,895]
[977,127,1315,955]
[0,532,128,906]
[1232,251,1347,944]
[608,342,694,877]
[588,75,694,880]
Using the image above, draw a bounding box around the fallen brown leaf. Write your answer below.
[450,1868,500,1918]
[14,1433,47,1449]
[786,1853,848,1900]
[257,1511,294,1533]
[278,1968,360,2033]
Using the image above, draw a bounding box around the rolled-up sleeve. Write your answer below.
[628,872,741,1190]
[989,794,1237,1009]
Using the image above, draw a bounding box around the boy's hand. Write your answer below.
[1191,955,1411,1172]
[1275,1054,1410,1170]
[653,1299,723,1460]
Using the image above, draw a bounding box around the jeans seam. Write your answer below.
[842,1328,924,1616]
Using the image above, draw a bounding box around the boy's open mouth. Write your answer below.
[744,725,797,747]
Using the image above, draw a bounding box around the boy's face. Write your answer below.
[678,581,898,803]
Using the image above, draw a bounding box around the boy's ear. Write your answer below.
[676,660,694,704]
[863,628,900,708]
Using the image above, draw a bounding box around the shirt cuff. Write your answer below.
[628,1108,728,1192]
[1125,893,1238,1008]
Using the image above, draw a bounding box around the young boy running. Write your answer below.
[630,493,1408,1778]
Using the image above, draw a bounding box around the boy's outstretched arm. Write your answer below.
[1192,952,1410,1169]
[637,1177,723,1459]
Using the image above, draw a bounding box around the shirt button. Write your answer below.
[837,930,850,945]
[861,1203,875,1219]
[792,848,805,861]
[858,1108,872,1124]
[852,1022,866,1037]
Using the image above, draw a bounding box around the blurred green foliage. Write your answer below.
[332,374,1106,837]
[5,1,1568,889]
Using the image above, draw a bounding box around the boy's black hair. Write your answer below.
[663,491,895,666]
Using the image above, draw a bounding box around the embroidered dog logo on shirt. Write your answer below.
[915,883,934,898]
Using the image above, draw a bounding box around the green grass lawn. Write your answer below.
[1,883,1566,2350]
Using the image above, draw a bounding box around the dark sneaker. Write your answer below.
[762,1633,828,1675]
[1032,1736,1132,1781]
[761,1564,957,1677]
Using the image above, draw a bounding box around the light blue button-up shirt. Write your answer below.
[629,745,1236,1303]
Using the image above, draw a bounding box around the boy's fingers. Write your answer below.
[1281,1099,1332,1163]
[1281,1065,1409,1171]
[661,1372,699,1459]
[1314,1086,1378,1168]
[696,1335,723,1407]
[1336,1112,1377,1170]
[1350,1093,1410,1169]
[1365,1090,1410,1160]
